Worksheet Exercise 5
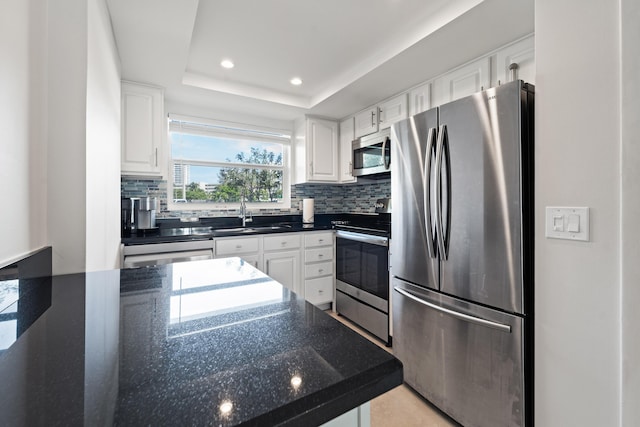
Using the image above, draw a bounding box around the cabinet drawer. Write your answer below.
[305,247,333,263]
[263,233,301,251]
[304,232,333,248]
[304,261,333,279]
[215,237,260,256]
[305,276,333,305]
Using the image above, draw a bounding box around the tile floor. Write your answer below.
[327,312,460,427]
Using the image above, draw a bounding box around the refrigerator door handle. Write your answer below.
[434,124,448,260]
[394,286,512,333]
[424,127,437,258]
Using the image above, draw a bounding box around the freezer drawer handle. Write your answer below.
[394,286,512,333]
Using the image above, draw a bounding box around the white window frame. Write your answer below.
[167,114,291,211]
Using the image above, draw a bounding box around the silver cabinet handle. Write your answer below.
[318,254,324,258]
[154,148,158,167]
[394,287,511,333]
[318,268,324,273]
[378,107,383,122]
[235,245,242,249]
[371,110,375,127]
[281,241,287,246]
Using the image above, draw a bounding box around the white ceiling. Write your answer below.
[106,0,534,122]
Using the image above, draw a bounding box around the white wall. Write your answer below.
[86,0,122,271]
[47,0,89,274]
[620,0,640,424]
[535,0,625,425]
[1,0,121,273]
[0,0,48,267]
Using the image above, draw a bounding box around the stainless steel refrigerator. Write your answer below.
[390,80,534,427]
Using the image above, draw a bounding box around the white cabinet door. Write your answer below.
[305,276,333,306]
[377,93,408,130]
[496,35,535,85]
[264,250,302,295]
[121,81,164,176]
[215,236,260,257]
[240,254,262,271]
[304,231,334,248]
[307,118,339,182]
[409,82,432,116]
[432,58,490,106]
[339,117,356,183]
[354,107,378,138]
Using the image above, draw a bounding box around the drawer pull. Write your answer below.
[318,254,324,258]
[318,269,324,273]
[318,290,324,294]
[318,239,324,243]
[281,241,287,245]
[235,245,242,249]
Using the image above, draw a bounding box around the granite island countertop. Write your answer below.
[0,255,402,426]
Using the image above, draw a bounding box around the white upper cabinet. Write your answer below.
[432,57,491,107]
[354,93,408,138]
[409,82,432,116]
[293,117,339,183]
[339,117,356,183]
[496,35,535,85]
[121,81,164,177]
[354,107,378,139]
[377,93,408,130]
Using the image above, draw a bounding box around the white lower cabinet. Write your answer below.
[264,250,302,295]
[185,231,336,306]
[305,276,333,306]
[303,231,335,308]
[214,236,262,270]
[263,230,303,294]
[321,402,371,427]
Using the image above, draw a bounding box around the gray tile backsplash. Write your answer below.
[121,178,390,219]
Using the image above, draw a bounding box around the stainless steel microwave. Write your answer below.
[352,128,391,177]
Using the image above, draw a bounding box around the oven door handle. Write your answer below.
[336,231,388,247]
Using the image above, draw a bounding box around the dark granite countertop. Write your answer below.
[0,254,402,426]
[121,213,389,246]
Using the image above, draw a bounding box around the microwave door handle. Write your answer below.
[435,124,447,260]
[382,137,391,169]
[424,127,436,258]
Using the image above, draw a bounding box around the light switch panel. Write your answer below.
[545,207,590,241]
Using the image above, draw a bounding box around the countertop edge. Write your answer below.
[243,359,404,427]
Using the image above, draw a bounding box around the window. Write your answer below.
[168,115,291,209]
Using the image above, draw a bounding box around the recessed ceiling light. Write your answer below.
[290,77,302,86]
[221,59,234,69]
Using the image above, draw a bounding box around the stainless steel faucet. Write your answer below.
[239,195,252,227]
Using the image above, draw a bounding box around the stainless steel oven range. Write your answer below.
[334,203,391,345]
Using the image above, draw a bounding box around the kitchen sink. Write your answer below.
[211,225,292,235]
